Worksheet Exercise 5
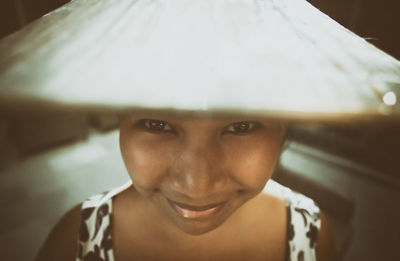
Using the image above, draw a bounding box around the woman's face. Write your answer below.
[119,114,284,235]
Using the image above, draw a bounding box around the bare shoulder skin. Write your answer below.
[317,211,337,261]
[35,204,81,261]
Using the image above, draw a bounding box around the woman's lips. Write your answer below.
[168,199,226,219]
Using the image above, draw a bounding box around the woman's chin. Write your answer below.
[173,218,224,236]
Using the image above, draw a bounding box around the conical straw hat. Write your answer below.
[0,0,399,122]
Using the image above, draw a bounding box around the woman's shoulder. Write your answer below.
[265,180,319,209]
[264,179,336,261]
[76,182,132,261]
[264,180,321,229]
[35,181,132,261]
[35,204,82,261]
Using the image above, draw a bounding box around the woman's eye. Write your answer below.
[144,119,173,132]
[226,121,256,134]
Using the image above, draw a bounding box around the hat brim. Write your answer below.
[0,0,399,123]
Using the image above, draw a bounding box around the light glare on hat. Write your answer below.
[383,91,397,106]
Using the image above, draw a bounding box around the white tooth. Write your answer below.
[183,209,189,218]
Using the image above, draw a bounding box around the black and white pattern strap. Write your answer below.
[76,181,132,261]
[265,180,321,261]
[285,190,320,261]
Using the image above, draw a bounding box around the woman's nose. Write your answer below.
[170,140,227,199]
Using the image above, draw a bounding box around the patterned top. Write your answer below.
[76,180,320,261]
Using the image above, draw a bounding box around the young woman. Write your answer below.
[2,0,399,260]
[35,114,336,261]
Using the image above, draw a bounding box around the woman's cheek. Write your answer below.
[236,155,271,188]
[123,142,173,190]
[229,143,280,189]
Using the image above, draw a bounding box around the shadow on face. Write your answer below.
[119,114,285,234]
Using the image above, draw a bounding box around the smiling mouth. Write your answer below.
[167,199,227,219]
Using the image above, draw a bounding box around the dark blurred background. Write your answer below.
[0,0,70,40]
[0,1,399,261]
